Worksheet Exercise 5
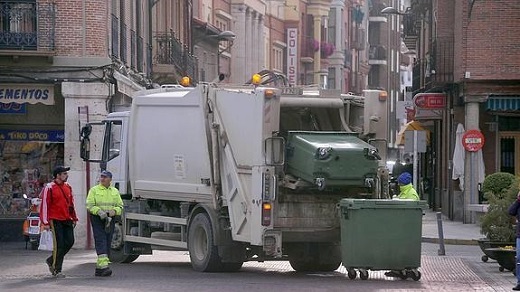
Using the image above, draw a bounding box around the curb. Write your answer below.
[422,237,479,246]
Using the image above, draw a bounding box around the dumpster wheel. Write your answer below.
[481,255,489,262]
[359,269,369,280]
[347,268,357,280]
[407,269,421,281]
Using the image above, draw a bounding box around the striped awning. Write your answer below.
[486,96,520,111]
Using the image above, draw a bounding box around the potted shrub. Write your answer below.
[478,172,518,265]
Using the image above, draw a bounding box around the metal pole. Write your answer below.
[436,212,445,256]
[469,151,475,223]
[413,130,418,190]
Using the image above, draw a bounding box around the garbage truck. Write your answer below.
[79,81,390,272]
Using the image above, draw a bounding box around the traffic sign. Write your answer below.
[462,129,485,152]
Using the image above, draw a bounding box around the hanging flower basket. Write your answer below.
[308,39,320,52]
[320,42,335,58]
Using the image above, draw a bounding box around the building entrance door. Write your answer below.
[499,132,520,176]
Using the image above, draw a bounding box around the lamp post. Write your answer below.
[215,31,235,82]
[381,6,419,190]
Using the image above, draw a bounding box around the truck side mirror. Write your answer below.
[80,137,90,160]
[265,137,285,166]
[80,125,92,161]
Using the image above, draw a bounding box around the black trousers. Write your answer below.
[48,220,75,273]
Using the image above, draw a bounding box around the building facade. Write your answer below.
[404,0,520,222]
[0,0,194,244]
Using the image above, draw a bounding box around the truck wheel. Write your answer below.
[221,262,244,272]
[109,222,139,263]
[289,259,312,272]
[288,258,341,272]
[188,212,222,272]
[288,243,341,272]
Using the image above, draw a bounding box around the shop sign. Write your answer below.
[0,84,54,105]
[286,28,298,86]
[413,93,446,109]
[0,129,64,142]
[0,103,26,114]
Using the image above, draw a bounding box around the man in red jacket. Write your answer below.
[40,166,78,278]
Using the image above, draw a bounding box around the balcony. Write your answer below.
[412,38,454,91]
[402,14,419,51]
[154,30,198,82]
[350,28,365,50]
[368,45,387,65]
[0,1,56,56]
[369,2,387,22]
[302,35,317,59]
[431,38,454,85]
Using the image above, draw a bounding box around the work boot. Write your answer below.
[95,267,112,277]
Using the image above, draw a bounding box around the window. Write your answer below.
[107,121,122,161]
[272,47,283,72]
[0,1,37,49]
[328,67,336,89]
[328,8,336,46]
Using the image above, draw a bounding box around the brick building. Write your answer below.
[405,0,520,222]
[0,0,191,244]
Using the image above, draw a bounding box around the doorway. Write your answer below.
[499,132,520,175]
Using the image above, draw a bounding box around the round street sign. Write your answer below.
[462,129,485,152]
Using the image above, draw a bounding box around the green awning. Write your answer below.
[486,96,520,111]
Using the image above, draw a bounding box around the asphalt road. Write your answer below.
[0,242,516,292]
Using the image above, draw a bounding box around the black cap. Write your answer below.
[53,166,70,178]
[100,170,113,178]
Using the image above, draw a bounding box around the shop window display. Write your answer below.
[0,141,64,217]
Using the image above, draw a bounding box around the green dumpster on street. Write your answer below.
[340,199,427,280]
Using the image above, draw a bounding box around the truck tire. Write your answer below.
[288,243,341,272]
[220,262,244,272]
[109,222,139,264]
[188,212,223,272]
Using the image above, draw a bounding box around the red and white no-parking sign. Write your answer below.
[462,130,485,152]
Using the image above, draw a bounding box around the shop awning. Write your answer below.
[396,120,430,145]
[486,96,520,111]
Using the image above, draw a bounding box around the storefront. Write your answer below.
[0,83,64,221]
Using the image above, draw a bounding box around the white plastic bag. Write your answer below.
[38,230,54,251]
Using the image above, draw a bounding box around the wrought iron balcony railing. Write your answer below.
[0,1,56,51]
[154,30,197,81]
[431,37,454,85]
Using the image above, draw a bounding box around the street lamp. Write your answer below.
[381,6,413,16]
[381,6,405,15]
[215,31,235,82]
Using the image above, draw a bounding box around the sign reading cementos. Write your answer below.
[0,129,64,142]
[0,84,55,105]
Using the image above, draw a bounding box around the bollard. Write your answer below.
[436,212,446,256]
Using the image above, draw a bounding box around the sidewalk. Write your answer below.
[422,209,483,245]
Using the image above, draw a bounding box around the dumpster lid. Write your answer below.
[340,199,428,209]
